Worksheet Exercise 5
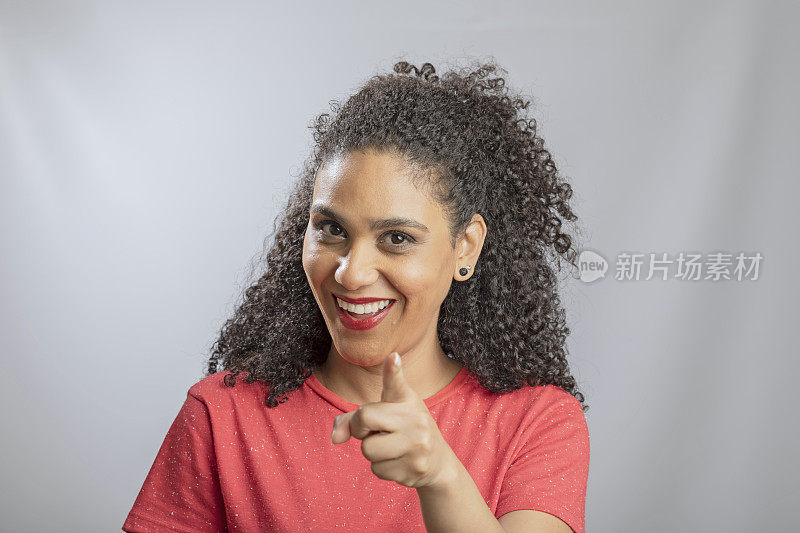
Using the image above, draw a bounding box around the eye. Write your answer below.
[313,220,416,250]
[382,231,415,248]
[317,220,345,238]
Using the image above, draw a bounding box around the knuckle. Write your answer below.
[353,405,365,425]
[412,455,429,474]
[356,404,378,426]
[360,439,371,459]
[417,433,432,451]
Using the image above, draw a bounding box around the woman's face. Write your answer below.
[302,149,460,368]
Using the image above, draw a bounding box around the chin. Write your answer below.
[334,342,391,364]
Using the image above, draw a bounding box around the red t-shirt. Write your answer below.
[123,366,589,532]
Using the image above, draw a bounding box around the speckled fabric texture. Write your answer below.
[122,366,589,532]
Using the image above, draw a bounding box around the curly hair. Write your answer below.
[206,58,588,412]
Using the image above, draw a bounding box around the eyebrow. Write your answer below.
[310,204,430,233]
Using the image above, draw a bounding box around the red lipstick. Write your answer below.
[332,292,396,331]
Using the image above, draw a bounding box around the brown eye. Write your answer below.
[383,231,415,248]
[319,221,344,237]
[389,233,407,245]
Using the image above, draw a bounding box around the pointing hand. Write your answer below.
[330,353,458,489]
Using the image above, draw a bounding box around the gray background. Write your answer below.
[1,1,797,531]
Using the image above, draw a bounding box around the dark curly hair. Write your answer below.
[206,58,588,412]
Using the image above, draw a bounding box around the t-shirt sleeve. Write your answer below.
[122,391,227,532]
[495,387,590,533]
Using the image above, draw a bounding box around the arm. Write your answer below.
[418,386,589,533]
[416,452,573,533]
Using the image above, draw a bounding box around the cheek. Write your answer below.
[302,238,338,285]
[394,257,449,308]
[302,234,325,282]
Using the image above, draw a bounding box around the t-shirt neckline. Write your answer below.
[305,364,470,412]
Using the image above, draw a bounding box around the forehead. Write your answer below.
[312,150,439,220]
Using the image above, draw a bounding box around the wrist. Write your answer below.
[420,449,462,494]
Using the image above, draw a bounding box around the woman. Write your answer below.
[123,60,590,533]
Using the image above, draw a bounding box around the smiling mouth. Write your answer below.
[343,307,381,318]
[331,292,397,330]
[335,297,394,318]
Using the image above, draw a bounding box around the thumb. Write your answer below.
[331,411,354,444]
[381,352,415,403]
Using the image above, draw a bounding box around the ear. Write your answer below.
[454,214,487,280]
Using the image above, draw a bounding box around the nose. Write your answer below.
[334,240,380,291]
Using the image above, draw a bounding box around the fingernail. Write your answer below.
[393,352,401,368]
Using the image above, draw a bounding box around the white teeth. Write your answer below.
[336,298,392,314]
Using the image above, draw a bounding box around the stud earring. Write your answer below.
[459,265,472,276]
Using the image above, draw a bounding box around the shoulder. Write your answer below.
[499,382,585,416]
[529,384,585,414]
[462,373,585,421]
[186,371,269,408]
[505,383,589,444]
[528,384,589,449]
